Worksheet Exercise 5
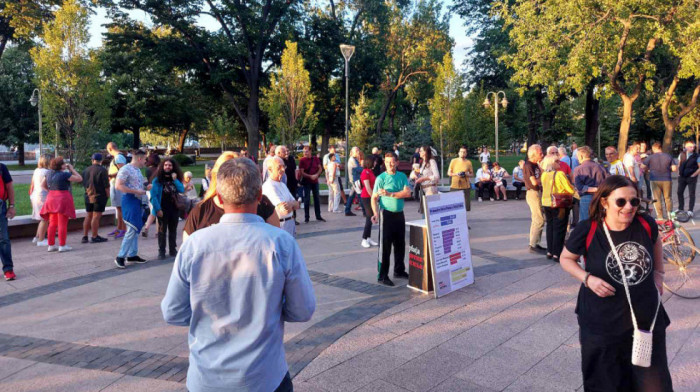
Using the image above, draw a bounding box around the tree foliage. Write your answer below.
[429,53,462,157]
[0,46,37,164]
[350,89,373,151]
[0,0,62,58]
[262,41,317,146]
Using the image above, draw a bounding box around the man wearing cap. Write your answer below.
[107,142,127,238]
[81,153,110,243]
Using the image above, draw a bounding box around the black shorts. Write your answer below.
[84,195,108,213]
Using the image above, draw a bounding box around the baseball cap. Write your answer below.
[115,154,127,165]
[92,153,103,162]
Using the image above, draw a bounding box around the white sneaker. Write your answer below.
[47,245,58,252]
[32,237,38,244]
[478,197,483,202]
[36,240,48,247]
[361,239,371,248]
[58,245,73,252]
[368,238,379,246]
[689,211,694,218]
[490,198,495,202]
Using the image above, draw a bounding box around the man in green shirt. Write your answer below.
[371,153,412,286]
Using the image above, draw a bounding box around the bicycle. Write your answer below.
[640,198,700,299]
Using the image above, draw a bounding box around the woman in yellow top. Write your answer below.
[541,154,575,260]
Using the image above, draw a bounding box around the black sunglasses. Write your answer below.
[614,197,640,208]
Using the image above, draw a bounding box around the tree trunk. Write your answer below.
[17,143,25,166]
[245,92,261,160]
[617,96,634,156]
[178,129,189,153]
[132,128,140,149]
[584,83,600,148]
[376,90,396,135]
[662,122,676,154]
[388,107,396,135]
[0,35,7,59]
[321,125,330,157]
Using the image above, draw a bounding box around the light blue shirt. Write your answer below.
[161,213,316,392]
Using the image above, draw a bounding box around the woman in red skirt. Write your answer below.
[40,157,82,252]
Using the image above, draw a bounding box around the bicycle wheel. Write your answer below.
[662,230,700,299]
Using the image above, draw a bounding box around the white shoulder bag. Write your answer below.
[602,223,661,368]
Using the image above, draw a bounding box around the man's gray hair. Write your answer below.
[558,146,567,157]
[527,144,542,159]
[275,145,286,155]
[546,146,558,155]
[269,156,285,170]
[372,147,379,154]
[216,158,261,205]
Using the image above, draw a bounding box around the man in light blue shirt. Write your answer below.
[161,158,316,392]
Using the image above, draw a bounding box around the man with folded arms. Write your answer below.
[161,158,315,392]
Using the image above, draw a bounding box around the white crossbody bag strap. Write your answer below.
[602,223,661,332]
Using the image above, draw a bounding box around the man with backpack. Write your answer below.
[677,140,700,217]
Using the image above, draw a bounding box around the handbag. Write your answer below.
[549,171,573,208]
[602,223,661,368]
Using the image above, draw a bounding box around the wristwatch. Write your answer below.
[583,272,591,287]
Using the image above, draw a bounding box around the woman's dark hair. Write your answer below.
[49,157,65,171]
[421,145,433,163]
[363,156,374,169]
[146,153,160,168]
[589,175,639,222]
[155,158,184,183]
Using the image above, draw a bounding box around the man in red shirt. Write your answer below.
[298,146,326,223]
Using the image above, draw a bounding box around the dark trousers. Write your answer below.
[302,183,322,220]
[274,372,293,392]
[157,211,179,254]
[361,197,373,239]
[512,181,524,199]
[378,209,406,280]
[543,207,570,257]
[580,327,673,392]
[476,181,494,199]
[0,201,13,273]
[571,198,580,228]
[677,176,697,211]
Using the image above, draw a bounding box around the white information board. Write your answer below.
[423,191,474,298]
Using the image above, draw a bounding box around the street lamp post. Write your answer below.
[483,91,508,162]
[29,89,43,157]
[340,44,355,187]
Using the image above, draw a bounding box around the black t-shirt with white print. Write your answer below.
[565,214,670,336]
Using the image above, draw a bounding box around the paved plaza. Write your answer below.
[0,197,698,391]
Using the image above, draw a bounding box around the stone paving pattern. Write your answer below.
[0,195,698,391]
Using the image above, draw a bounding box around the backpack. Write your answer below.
[584,215,652,266]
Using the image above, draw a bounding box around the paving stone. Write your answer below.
[0,362,121,391]
[99,375,187,392]
[453,345,543,391]
[521,344,583,390]
[382,347,474,392]
[355,379,409,392]
[669,327,700,392]
[428,377,496,392]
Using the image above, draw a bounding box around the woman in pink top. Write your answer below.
[360,156,378,248]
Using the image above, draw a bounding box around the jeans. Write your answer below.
[117,225,140,258]
[345,188,366,214]
[0,201,13,273]
[544,207,570,257]
[526,190,544,247]
[677,176,697,211]
[512,181,525,199]
[579,194,593,222]
[652,181,673,219]
[303,183,322,220]
[158,211,179,254]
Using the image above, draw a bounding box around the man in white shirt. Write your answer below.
[264,157,299,237]
[261,144,277,183]
[479,147,491,165]
[623,142,641,186]
[605,146,627,176]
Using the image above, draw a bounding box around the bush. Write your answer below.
[172,154,195,166]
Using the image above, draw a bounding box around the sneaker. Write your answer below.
[345,212,357,217]
[378,277,395,287]
[114,257,126,269]
[478,197,483,202]
[688,211,694,218]
[58,245,73,252]
[295,221,300,226]
[490,197,495,202]
[316,217,326,222]
[126,256,148,264]
[393,271,409,279]
[158,252,167,260]
[114,230,126,239]
[4,271,16,281]
[91,236,108,243]
[36,239,48,247]
[81,236,89,244]
[304,219,310,223]
[47,245,59,252]
[361,239,371,248]
[108,229,118,236]
[529,245,547,254]
[368,238,378,246]
[169,250,178,257]
[32,237,38,244]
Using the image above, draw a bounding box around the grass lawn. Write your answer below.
[4,164,34,171]
[467,154,525,173]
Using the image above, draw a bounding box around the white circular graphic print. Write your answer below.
[605,241,652,286]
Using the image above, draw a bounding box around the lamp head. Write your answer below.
[29,90,39,107]
[482,98,491,108]
[500,97,508,109]
[340,44,355,61]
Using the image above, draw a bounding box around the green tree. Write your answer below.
[500,0,699,154]
[429,52,461,172]
[262,41,317,146]
[0,0,61,58]
[350,89,374,151]
[31,0,109,164]
[0,46,37,165]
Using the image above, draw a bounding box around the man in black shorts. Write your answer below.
[82,153,110,243]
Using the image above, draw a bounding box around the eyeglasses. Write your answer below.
[614,197,640,208]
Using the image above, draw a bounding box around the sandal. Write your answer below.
[546,253,553,259]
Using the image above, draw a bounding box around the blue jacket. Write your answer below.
[150,177,184,216]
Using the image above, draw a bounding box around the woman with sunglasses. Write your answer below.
[560,175,672,392]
